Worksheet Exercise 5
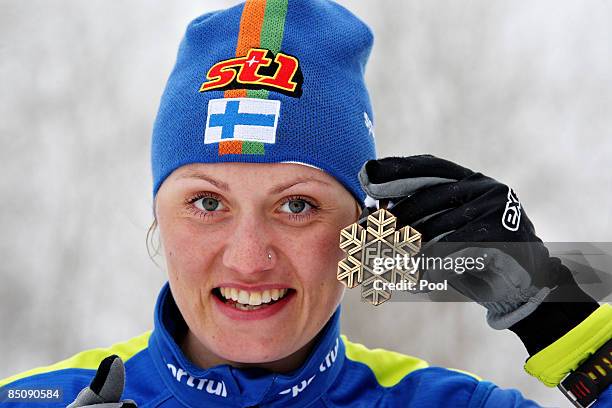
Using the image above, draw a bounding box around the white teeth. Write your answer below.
[217,287,290,306]
[249,292,262,306]
[238,290,250,304]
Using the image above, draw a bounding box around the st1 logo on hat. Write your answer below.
[199,48,303,98]
[204,97,281,146]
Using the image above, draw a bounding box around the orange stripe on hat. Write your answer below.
[220,0,267,154]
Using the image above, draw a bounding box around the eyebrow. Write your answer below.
[176,172,230,192]
[176,171,331,194]
[268,176,332,194]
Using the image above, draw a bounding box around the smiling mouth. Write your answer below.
[213,287,293,311]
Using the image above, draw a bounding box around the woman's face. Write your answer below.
[155,163,360,368]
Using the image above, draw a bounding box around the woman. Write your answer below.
[1,1,610,407]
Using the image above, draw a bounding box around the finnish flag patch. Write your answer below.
[204,98,281,145]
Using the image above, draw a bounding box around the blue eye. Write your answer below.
[280,199,311,214]
[194,196,225,212]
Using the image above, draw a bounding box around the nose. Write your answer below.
[222,212,276,277]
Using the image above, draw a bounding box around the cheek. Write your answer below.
[160,221,225,283]
[287,226,344,285]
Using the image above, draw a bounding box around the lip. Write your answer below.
[212,289,295,321]
[214,283,292,291]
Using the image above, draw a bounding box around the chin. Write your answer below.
[211,336,295,365]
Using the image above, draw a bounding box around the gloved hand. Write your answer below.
[358,155,598,335]
[67,355,136,408]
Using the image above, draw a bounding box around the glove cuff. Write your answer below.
[484,287,551,330]
[523,304,612,387]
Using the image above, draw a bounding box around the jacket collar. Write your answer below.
[148,282,344,408]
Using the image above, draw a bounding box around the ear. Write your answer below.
[354,199,362,221]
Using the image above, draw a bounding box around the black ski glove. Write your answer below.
[359,155,598,354]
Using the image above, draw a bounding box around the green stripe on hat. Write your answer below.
[245,0,289,154]
[247,0,289,102]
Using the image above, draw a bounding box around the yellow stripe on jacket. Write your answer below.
[0,331,151,388]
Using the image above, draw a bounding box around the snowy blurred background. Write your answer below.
[1,1,611,406]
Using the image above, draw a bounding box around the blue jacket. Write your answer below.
[2,283,610,407]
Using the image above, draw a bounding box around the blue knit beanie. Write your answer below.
[151,0,377,203]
